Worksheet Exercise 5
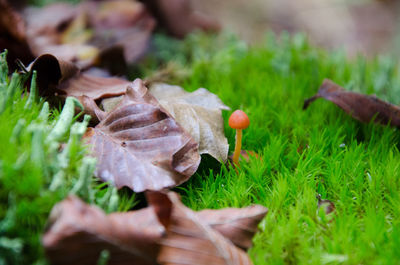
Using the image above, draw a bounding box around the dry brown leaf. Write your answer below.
[102,83,230,162]
[58,73,130,100]
[196,205,268,250]
[26,54,129,103]
[150,83,230,162]
[42,195,164,265]
[86,79,200,192]
[24,3,84,64]
[86,0,156,64]
[24,0,155,70]
[304,79,400,128]
[150,192,254,265]
[43,192,266,265]
[102,83,231,162]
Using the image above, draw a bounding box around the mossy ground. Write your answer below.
[156,33,400,265]
[2,32,400,264]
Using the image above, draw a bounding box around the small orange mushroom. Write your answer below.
[228,110,250,166]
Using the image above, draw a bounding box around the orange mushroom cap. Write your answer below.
[228,110,250,129]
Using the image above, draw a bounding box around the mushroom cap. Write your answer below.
[228,110,250,129]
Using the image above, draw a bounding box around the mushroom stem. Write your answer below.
[232,129,242,165]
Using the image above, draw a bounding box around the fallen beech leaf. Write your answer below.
[150,192,253,265]
[43,192,266,265]
[102,83,231,162]
[196,204,268,250]
[58,73,130,100]
[87,79,200,192]
[43,195,164,265]
[304,79,400,127]
[150,83,230,162]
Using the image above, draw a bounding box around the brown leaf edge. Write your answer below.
[196,204,268,250]
[148,192,267,251]
[43,192,266,265]
[27,54,129,100]
[149,192,254,265]
[304,79,400,128]
[43,194,164,265]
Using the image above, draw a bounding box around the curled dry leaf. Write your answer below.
[44,192,265,265]
[26,54,129,108]
[195,204,267,250]
[150,192,254,265]
[86,79,200,192]
[304,79,400,128]
[43,195,163,265]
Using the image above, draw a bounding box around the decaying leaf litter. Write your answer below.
[43,192,267,265]
[1,0,220,72]
[3,0,400,264]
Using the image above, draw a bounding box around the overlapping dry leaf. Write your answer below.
[24,0,155,70]
[24,54,130,123]
[43,195,163,265]
[304,79,400,128]
[26,53,130,124]
[58,72,129,100]
[43,192,267,265]
[197,205,267,250]
[26,54,129,106]
[102,83,231,162]
[150,83,230,162]
[152,192,255,265]
[1,0,220,72]
[86,79,200,192]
